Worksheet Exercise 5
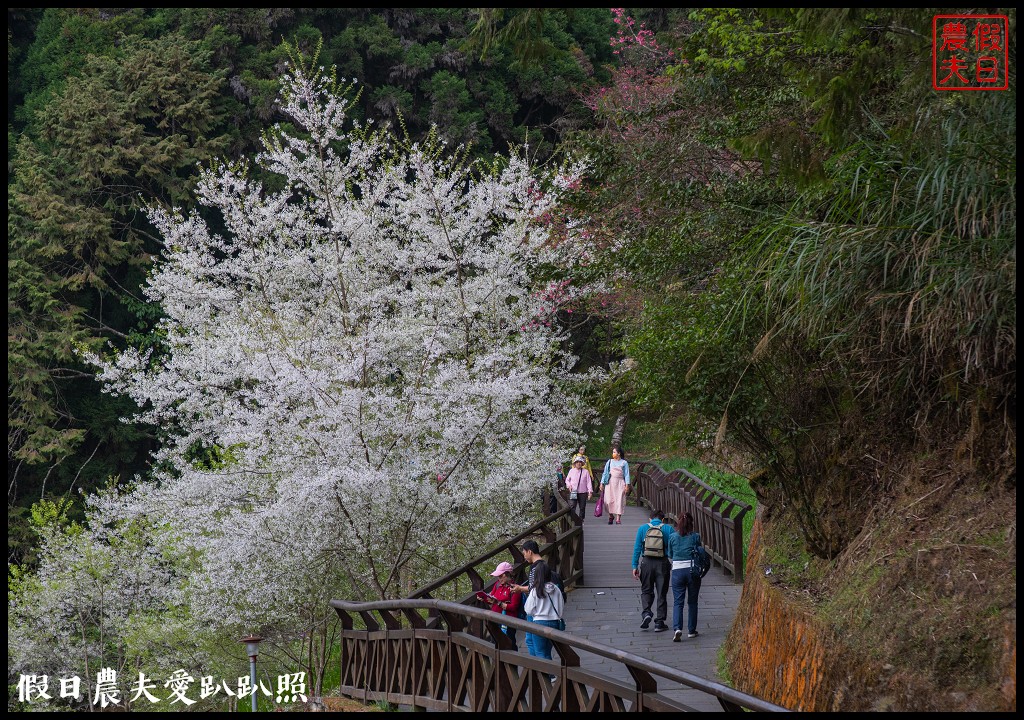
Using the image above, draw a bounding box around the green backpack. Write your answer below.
[643,523,666,558]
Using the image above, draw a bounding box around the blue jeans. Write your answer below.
[525,618,561,660]
[671,568,701,633]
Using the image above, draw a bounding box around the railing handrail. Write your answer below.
[408,503,575,599]
[662,464,753,514]
[407,455,750,589]
[632,459,752,582]
[330,597,789,712]
[328,459,776,711]
[569,457,751,516]
[635,461,753,517]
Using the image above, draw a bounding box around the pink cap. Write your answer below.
[490,561,514,576]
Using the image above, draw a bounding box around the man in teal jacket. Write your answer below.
[631,509,675,631]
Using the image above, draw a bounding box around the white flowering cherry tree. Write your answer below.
[86,65,591,642]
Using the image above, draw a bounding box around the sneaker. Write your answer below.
[615,517,622,524]
[608,517,614,525]
[673,630,683,642]
[688,630,699,638]
[653,623,668,633]
[639,614,652,629]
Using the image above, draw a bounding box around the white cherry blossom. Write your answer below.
[84,67,596,622]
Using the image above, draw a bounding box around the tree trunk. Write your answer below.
[611,414,627,448]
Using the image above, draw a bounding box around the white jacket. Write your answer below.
[524,582,564,621]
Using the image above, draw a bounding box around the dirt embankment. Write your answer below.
[724,449,1016,712]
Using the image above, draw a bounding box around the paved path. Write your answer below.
[563,502,742,712]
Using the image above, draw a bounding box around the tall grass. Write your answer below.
[743,95,1016,421]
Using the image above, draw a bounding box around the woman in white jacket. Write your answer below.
[523,561,564,661]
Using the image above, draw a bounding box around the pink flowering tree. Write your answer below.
[569,9,746,326]
[608,7,674,70]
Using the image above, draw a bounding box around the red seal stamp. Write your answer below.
[933,15,1010,91]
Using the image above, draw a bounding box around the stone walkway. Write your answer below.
[562,502,743,712]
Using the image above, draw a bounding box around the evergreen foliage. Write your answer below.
[8,34,229,545]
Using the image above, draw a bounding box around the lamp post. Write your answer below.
[240,635,263,713]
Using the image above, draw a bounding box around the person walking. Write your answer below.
[564,456,593,523]
[571,445,595,485]
[631,508,674,632]
[599,446,630,525]
[523,561,564,664]
[667,511,703,641]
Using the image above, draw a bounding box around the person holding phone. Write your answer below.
[479,561,524,650]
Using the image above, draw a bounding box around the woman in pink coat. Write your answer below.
[600,446,630,525]
[564,456,594,523]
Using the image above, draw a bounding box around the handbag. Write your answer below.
[593,489,604,517]
[569,491,578,500]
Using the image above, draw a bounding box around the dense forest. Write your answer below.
[8,8,1016,711]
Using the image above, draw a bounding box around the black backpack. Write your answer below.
[513,591,528,620]
[691,535,711,578]
[550,568,567,602]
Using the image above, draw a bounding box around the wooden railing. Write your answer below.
[567,456,751,582]
[631,461,752,583]
[406,495,584,615]
[330,598,788,712]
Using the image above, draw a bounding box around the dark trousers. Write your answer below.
[569,494,589,522]
[639,557,670,625]
[503,625,519,652]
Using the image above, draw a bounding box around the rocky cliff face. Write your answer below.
[723,521,872,711]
